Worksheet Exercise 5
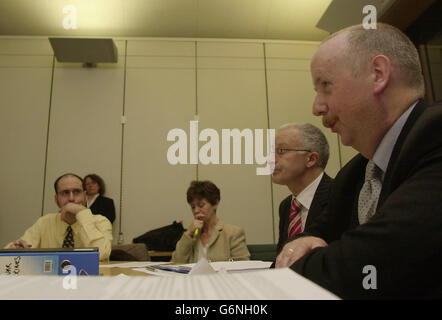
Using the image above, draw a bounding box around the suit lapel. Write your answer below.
[206,219,223,248]
[305,174,332,228]
[281,196,291,238]
[335,154,367,229]
[377,100,427,208]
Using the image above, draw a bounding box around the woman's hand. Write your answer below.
[187,217,204,238]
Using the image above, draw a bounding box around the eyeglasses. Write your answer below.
[275,148,311,156]
[58,189,83,197]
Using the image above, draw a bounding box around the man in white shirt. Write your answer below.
[272,123,333,254]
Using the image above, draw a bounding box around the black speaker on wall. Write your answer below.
[49,37,118,67]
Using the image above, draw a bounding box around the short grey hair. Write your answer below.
[324,23,425,97]
[278,123,330,169]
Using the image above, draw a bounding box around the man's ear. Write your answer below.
[306,152,319,168]
[370,55,391,95]
[54,194,59,208]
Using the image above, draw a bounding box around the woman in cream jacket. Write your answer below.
[171,180,250,263]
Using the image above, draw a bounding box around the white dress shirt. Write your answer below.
[293,172,324,231]
[372,100,418,181]
[86,193,99,208]
[197,240,208,261]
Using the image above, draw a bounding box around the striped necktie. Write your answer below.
[288,198,302,238]
[62,226,75,248]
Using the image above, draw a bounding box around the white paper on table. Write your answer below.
[209,260,272,272]
[168,260,272,273]
[132,267,188,277]
[188,258,216,275]
[0,268,340,300]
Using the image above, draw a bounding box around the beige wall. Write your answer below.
[265,42,342,243]
[42,53,125,241]
[196,42,273,244]
[122,40,196,243]
[0,37,356,247]
[0,39,53,245]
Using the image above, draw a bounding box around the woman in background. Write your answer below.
[171,180,250,263]
[84,174,116,224]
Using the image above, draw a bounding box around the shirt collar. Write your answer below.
[87,193,100,208]
[373,101,418,176]
[293,172,324,210]
[57,213,78,232]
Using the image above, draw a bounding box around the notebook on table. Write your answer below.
[0,247,99,276]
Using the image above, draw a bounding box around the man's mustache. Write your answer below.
[322,115,338,128]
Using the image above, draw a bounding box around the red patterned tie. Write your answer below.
[288,198,302,238]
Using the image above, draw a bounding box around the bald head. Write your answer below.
[321,23,424,97]
[311,23,425,158]
[54,173,83,193]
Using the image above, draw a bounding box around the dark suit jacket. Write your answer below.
[276,173,333,254]
[90,195,116,224]
[291,100,442,299]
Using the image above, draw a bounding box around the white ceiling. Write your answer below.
[317,0,396,34]
[0,0,334,41]
[0,0,399,41]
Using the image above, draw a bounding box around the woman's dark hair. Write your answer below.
[84,174,106,195]
[186,180,220,205]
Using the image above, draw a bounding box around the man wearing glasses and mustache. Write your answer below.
[276,23,442,299]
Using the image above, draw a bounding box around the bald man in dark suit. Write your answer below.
[276,23,442,299]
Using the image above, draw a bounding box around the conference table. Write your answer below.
[99,262,150,276]
[99,250,173,276]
